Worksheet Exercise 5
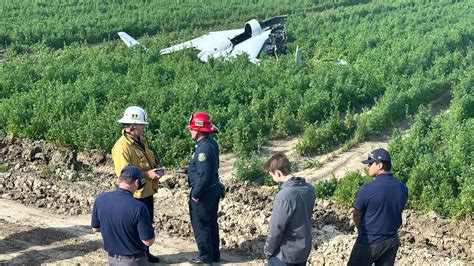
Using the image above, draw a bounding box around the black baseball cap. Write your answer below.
[120,166,144,180]
[361,148,391,164]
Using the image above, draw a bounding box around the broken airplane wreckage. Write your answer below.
[118,16,287,64]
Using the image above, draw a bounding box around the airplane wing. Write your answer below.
[230,29,272,61]
[117,32,141,48]
[160,29,243,55]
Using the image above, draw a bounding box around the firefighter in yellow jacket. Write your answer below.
[112,106,162,263]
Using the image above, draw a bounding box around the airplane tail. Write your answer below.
[117,32,148,51]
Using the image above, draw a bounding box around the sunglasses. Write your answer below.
[368,160,379,167]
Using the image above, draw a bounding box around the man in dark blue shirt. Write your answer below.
[92,166,156,265]
[348,148,408,266]
[186,112,222,265]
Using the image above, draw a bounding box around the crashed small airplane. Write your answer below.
[118,16,286,64]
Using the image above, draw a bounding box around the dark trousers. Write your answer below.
[137,195,154,223]
[189,186,220,263]
[108,253,149,266]
[267,256,306,266]
[137,195,154,257]
[347,236,400,266]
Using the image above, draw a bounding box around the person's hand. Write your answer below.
[179,165,189,174]
[192,197,199,203]
[146,169,161,180]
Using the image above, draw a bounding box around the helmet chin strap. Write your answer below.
[125,124,142,141]
[191,130,204,141]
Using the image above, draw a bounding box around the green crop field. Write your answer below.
[1,0,472,219]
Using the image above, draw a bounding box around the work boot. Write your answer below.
[147,251,160,263]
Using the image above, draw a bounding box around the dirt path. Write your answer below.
[1,195,470,265]
[0,199,104,264]
[257,136,389,183]
[0,199,262,265]
[219,135,389,183]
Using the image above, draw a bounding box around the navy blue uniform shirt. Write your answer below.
[187,136,219,199]
[354,173,408,245]
[91,188,155,255]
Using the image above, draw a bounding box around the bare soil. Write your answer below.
[0,136,472,265]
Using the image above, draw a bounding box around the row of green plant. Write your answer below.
[389,73,473,219]
[314,71,473,219]
[295,0,473,155]
[2,1,472,167]
[1,0,366,48]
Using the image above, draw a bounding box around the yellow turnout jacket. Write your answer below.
[112,131,158,199]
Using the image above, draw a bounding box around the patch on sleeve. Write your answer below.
[198,153,206,161]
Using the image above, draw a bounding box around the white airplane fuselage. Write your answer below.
[118,16,286,64]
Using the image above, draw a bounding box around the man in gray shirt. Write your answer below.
[264,153,316,266]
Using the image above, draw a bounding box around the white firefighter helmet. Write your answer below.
[117,106,149,125]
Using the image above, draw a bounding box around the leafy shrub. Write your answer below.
[303,159,322,169]
[315,177,338,199]
[0,163,8,173]
[296,114,353,155]
[333,171,372,206]
[450,71,474,121]
[454,177,474,220]
[41,165,60,179]
[234,154,268,184]
[271,105,302,138]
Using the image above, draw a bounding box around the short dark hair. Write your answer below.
[119,175,135,185]
[380,160,392,171]
[264,153,291,175]
[198,131,210,137]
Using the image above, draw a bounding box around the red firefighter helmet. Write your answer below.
[187,112,217,133]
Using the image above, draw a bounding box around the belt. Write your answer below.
[108,252,146,259]
[192,181,219,189]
